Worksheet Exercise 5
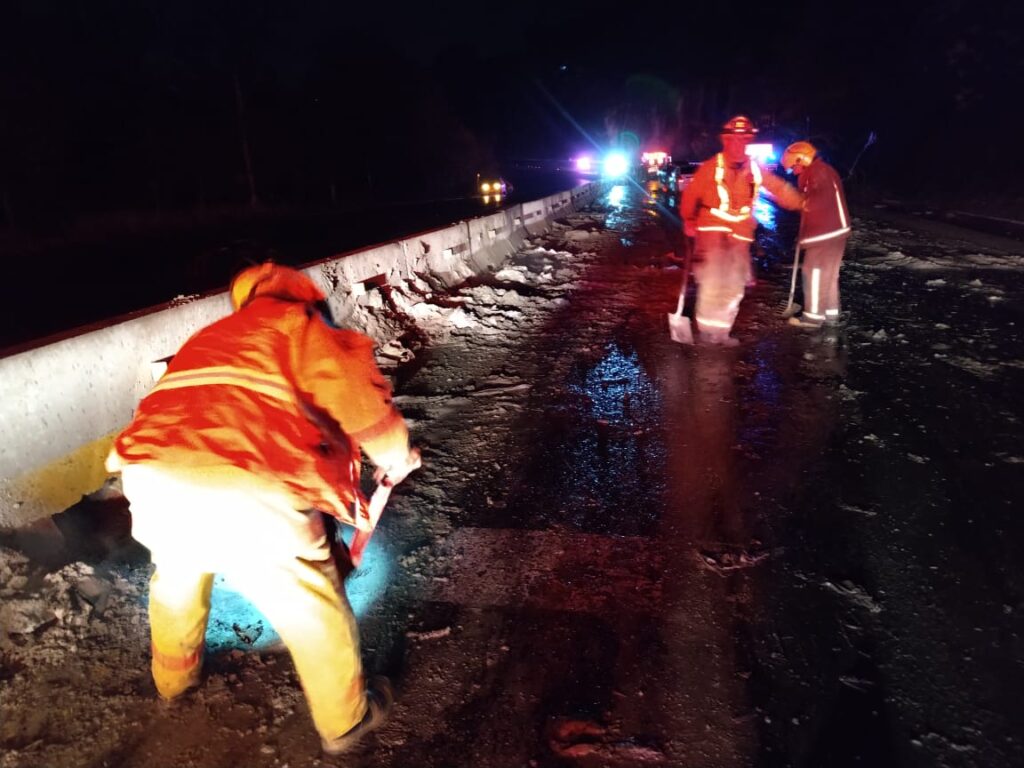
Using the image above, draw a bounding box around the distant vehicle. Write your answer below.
[601,151,633,180]
[745,142,780,170]
[573,155,600,176]
[641,151,671,178]
[477,175,511,203]
[659,162,697,193]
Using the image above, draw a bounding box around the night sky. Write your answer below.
[0,0,1020,234]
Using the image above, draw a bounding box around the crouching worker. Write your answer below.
[106,262,421,756]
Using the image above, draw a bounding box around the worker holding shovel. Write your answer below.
[106,262,420,756]
[780,141,852,328]
[681,116,804,345]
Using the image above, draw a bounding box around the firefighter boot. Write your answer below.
[321,677,394,756]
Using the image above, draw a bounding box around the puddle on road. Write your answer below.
[476,341,667,536]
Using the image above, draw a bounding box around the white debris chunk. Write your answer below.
[494,268,530,284]
[379,340,415,362]
[406,626,451,641]
[0,599,56,635]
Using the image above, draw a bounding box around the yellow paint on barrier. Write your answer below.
[1,431,118,527]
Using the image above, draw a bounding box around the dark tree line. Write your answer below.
[0,1,497,234]
[525,0,1022,208]
[0,0,1020,236]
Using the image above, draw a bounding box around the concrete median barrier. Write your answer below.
[0,181,603,528]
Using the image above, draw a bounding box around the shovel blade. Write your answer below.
[668,313,694,344]
[779,302,802,319]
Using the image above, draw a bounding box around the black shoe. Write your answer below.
[321,677,393,756]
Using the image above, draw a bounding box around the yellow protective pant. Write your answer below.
[122,463,367,741]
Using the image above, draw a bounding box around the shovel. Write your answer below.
[668,235,695,344]
[779,242,803,318]
[348,449,421,567]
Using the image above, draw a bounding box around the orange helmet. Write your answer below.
[721,115,758,136]
[782,141,817,172]
[229,262,325,311]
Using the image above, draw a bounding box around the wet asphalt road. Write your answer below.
[4,181,1022,768]
[356,182,1024,767]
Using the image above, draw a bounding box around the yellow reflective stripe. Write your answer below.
[709,208,750,222]
[800,227,851,245]
[825,309,840,317]
[696,316,732,329]
[150,366,297,405]
[697,225,732,232]
[749,160,762,212]
[709,153,758,223]
[348,408,404,445]
[714,153,731,214]
[834,183,848,228]
[731,234,755,242]
[811,268,821,315]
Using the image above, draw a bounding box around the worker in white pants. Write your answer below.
[692,233,751,345]
[682,116,804,345]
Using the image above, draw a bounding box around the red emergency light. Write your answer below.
[641,151,669,166]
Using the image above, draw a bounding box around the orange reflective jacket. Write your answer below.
[797,158,851,245]
[682,153,803,242]
[108,273,408,529]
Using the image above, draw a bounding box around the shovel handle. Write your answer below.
[675,235,694,315]
[786,243,802,309]
[348,483,393,567]
[350,449,421,567]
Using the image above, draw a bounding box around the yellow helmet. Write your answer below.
[229,262,277,311]
[782,141,817,172]
[229,262,326,311]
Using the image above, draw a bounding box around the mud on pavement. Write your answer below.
[2,185,1023,767]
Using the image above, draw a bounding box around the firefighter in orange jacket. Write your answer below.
[681,116,804,345]
[781,141,852,327]
[106,262,420,756]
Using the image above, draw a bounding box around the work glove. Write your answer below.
[373,447,422,488]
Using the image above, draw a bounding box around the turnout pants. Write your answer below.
[693,233,751,338]
[800,237,847,324]
[121,463,367,742]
